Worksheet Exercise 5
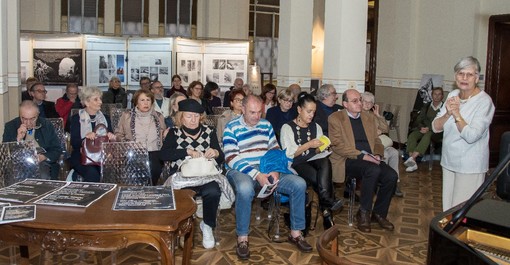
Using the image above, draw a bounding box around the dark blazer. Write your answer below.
[328,110,383,183]
[21,90,32,101]
[39,100,60,119]
[313,101,342,137]
[2,117,62,163]
[102,87,128,108]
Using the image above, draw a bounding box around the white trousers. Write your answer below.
[442,167,485,211]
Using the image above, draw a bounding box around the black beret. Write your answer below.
[178,99,205,114]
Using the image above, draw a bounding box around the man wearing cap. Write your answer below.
[160,98,224,249]
[2,100,62,180]
[223,94,312,260]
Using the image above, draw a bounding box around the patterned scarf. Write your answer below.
[79,109,108,138]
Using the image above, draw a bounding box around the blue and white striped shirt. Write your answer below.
[223,115,279,179]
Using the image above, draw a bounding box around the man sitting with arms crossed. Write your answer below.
[328,89,398,233]
[3,101,62,180]
[223,95,311,260]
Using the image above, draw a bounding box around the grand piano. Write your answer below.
[427,133,510,265]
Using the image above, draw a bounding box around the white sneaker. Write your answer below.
[200,221,215,249]
[406,164,418,172]
[404,157,416,167]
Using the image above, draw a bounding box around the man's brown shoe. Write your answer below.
[371,213,394,231]
[236,241,250,260]
[288,234,313,252]
[356,209,371,233]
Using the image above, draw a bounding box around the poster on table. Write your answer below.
[203,54,247,86]
[32,49,83,85]
[176,53,203,87]
[127,51,172,86]
[86,51,126,86]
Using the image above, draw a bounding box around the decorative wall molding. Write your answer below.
[376,77,484,92]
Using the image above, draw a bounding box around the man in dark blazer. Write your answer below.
[29,82,60,118]
[3,100,62,180]
[328,89,397,233]
[313,84,342,136]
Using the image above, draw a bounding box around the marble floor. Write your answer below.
[0,160,445,265]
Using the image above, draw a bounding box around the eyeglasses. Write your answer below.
[35,90,47,94]
[347,97,362,104]
[456,71,477,79]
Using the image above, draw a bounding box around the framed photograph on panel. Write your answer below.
[86,51,126,86]
[33,49,83,85]
[203,54,247,86]
[176,53,203,87]
[127,51,172,86]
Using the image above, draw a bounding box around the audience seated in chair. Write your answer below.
[279,93,343,230]
[150,81,170,118]
[2,101,62,180]
[204,81,222,109]
[69,86,116,182]
[361,92,403,197]
[102,76,128,108]
[329,89,397,233]
[165,92,186,128]
[115,89,167,186]
[166,74,187,98]
[160,99,225,249]
[187,81,212,115]
[223,95,312,260]
[29,82,60,119]
[313,84,342,137]
[55,83,82,128]
[223,78,243,108]
[266,89,298,140]
[21,76,38,101]
[404,87,444,172]
[216,89,245,144]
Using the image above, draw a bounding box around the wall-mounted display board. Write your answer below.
[86,51,126,86]
[32,49,83,86]
[203,54,247,86]
[127,38,173,86]
[176,53,202,86]
[127,52,172,85]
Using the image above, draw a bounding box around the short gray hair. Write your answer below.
[80,86,102,104]
[454,56,481,74]
[316,84,335,101]
[361,91,375,103]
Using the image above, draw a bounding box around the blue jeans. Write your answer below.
[226,169,307,236]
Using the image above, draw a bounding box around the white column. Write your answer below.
[196,0,249,39]
[148,0,159,35]
[104,0,115,34]
[322,0,368,93]
[0,0,21,135]
[277,0,314,89]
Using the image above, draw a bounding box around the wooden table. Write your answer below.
[0,189,196,265]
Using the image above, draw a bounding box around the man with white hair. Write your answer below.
[313,84,342,136]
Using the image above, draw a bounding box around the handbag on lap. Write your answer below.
[80,123,109,166]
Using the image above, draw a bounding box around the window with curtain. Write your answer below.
[67,0,103,33]
[162,0,193,37]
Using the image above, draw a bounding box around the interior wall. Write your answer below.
[376,0,510,143]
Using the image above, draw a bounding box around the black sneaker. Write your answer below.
[394,185,404,197]
[236,241,250,260]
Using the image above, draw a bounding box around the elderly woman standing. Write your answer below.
[115,89,167,185]
[69,86,116,182]
[432,56,495,211]
[160,99,224,249]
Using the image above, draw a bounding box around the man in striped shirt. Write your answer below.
[223,95,312,260]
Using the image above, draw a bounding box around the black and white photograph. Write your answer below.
[176,53,203,86]
[33,49,83,85]
[131,68,140,82]
[204,54,247,86]
[99,56,107,69]
[99,70,109,83]
[126,51,172,85]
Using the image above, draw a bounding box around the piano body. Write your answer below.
[427,199,510,264]
[427,144,510,265]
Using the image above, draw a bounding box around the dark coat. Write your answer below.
[313,101,342,137]
[102,87,128,108]
[38,100,60,119]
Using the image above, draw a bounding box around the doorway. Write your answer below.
[485,14,510,166]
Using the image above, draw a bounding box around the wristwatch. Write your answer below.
[455,116,464,123]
